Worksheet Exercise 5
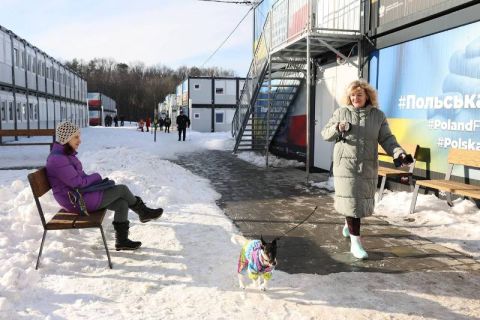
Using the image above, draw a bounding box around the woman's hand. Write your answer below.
[337,121,351,132]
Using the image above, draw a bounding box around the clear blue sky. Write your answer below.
[0,0,254,75]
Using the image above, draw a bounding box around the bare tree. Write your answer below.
[66,58,236,120]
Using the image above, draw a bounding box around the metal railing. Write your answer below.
[232,12,272,141]
[233,0,362,144]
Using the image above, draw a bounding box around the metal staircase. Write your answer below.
[233,0,364,157]
[234,59,306,152]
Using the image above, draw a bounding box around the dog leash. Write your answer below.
[275,206,318,241]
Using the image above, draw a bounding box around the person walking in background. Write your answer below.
[146,117,151,132]
[159,117,165,132]
[138,119,145,132]
[176,109,190,141]
[113,115,119,127]
[105,115,112,127]
[164,116,171,133]
[46,121,164,251]
[120,115,125,126]
[321,79,413,260]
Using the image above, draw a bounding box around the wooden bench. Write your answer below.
[409,148,480,214]
[28,167,112,269]
[0,129,56,148]
[378,143,419,201]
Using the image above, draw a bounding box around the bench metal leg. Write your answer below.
[100,226,113,269]
[409,184,420,214]
[409,176,414,192]
[446,192,453,207]
[378,176,387,201]
[36,230,47,270]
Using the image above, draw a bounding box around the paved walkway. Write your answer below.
[174,150,480,275]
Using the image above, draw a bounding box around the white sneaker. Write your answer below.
[342,224,350,238]
[350,235,368,259]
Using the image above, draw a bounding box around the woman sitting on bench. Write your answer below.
[45,121,163,251]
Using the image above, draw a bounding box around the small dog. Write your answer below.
[237,236,277,291]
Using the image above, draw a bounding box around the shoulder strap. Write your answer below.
[78,178,115,193]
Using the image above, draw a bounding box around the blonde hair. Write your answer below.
[341,79,379,107]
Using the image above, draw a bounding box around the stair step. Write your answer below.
[261,84,300,88]
[270,69,306,73]
[268,77,304,81]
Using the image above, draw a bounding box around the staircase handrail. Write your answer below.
[232,12,272,140]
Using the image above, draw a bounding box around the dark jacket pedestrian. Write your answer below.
[159,117,165,131]
[164,116,172,133]
[146,117,151,132]
[176,110,190,141]
[114,115,119,127]
[46,121,164,250]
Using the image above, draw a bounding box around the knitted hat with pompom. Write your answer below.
[56,121,80,145]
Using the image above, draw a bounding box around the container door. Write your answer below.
[314,76,336,170]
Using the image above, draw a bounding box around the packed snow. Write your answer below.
[0,124,479,319]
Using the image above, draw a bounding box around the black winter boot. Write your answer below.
[112,221,142,251]
[129,196,163,223]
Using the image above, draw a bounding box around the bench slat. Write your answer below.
[448,149,480,167]
[0,129,55,137]
[378,167,412,177]
[3,143,52,146]
[46,210,107,230]
[415,179,480,198]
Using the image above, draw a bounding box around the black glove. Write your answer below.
[394,153,414,167]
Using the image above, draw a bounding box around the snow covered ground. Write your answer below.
[0,125,479,319]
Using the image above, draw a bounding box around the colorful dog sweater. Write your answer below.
[237,240,274,280]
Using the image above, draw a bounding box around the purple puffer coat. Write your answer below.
[46,143,103,213]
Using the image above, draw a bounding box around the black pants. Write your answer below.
[345,217,361,236]
[98,185,137,222]
[178,127,186,141]
[165,126,170,133]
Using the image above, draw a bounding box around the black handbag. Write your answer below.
[68,178,115,216]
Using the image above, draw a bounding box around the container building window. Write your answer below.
[8,102,13,121]
[215,88,224,94]
[13,48,19,67]
[194,113,200,119]
[194,84,200,90]
[1,101,6,121]
[215,111,224,124]
[16,103,21,121]
[21,51,25,69]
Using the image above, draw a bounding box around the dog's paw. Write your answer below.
[259,286,267,291]
[238,281,246,290]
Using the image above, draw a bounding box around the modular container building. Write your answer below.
[368,0,480,181]
[234,0,480,183]
[175,76,245,133]
[0,24,88,143]
[87,92,117,126]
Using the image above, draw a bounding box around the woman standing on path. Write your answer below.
[321,80,412,259]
